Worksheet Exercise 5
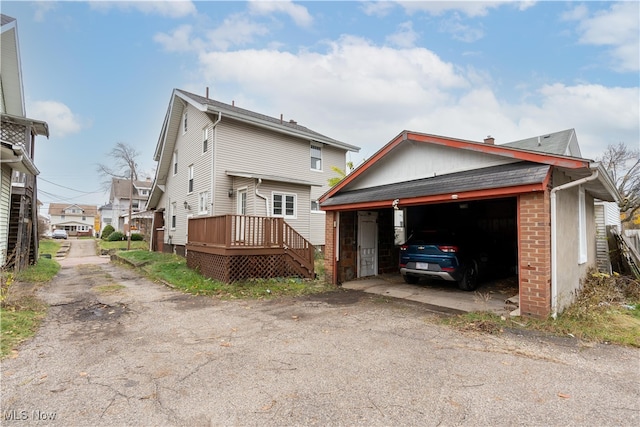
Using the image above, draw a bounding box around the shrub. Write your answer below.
[101,225,115,240]
[131,233,144,241]
[107,231,125,241]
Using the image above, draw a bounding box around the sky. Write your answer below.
[2,0,639,214]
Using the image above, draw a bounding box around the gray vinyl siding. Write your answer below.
[158,104,349,246]
[0,165,11,266]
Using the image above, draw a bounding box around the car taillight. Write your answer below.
[400,245,408,251]
[438,245,458,253]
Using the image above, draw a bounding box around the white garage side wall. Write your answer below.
[554,172,597,311]
[347,142,518,191]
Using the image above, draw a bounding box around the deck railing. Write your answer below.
[187,215,314,277]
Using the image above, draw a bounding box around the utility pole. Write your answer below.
[127,162,133,251]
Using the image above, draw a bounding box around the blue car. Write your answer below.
[399,230,481,291]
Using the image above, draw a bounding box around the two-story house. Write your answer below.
[48,203,98,237]
[146,88,360,256]
[0,14,49,270]
[108,177,152,234]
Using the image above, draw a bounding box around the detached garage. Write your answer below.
[320,129,620,318]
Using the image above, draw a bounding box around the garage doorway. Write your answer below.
[358,211,378,277]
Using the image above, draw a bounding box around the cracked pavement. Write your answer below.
[1,239,639,426]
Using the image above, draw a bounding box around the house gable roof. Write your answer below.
[48,203,98,217]
[148,88,360,209]
[1,14,24,117]
[110,178,151,201]
[501,128,581,157]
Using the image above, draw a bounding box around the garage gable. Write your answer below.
[321,162,551,210]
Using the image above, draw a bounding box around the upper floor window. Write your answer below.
[311,200,322,212]
[188,165,194,193]
[173,151,178,175]
[140,189,149,197]
[273,193,296,218]
[203,127,209,153]
[311,144,322,171]
[182,111,188,134]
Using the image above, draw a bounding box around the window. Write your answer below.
[311,144,322,170]
[82,216,86,221]
[578,186,587,264]
[140,189,149,196]
[173,151,178,175]
[273,193,296,218]
[203,127,209,153]
[237,189,247,215]
[182,111,188,134]
[198,191,208,214]
[170,202,176,229]
[188,165,194,193]
[311,200,322,212]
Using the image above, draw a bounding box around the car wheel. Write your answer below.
[403,275,419,285]
[457,262,478,291]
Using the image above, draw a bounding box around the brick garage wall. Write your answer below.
[324,211,336,285]
[337,211,358,283]
[519,191,552,318]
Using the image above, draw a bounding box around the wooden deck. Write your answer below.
[185,215,315,282]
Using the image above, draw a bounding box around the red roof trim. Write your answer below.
[321,182,546,212]
[319,130,589,203]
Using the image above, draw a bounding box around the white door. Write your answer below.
[235,189,247,242]
[358,211,378,278]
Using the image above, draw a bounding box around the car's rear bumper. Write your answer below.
[400,267,456,281]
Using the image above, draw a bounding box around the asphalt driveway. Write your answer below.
[1,240,638,426]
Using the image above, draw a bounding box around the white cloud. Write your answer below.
[29,101,85,139]
[439,14,485,42]
[89,0,196,18]
[205,14,270,51]
[248,0,313,27]
[186,33,636,162]
[398,0,531,18]
[386,21,419,48]
[564,2,639,72]
[361,1,397,17]
[33,1,58,22]
[154,25,203,52]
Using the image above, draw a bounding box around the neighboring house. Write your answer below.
[319,129,620,319]
[146,88,360,255]
[48,203,98,237]
[109,177,152,233]
[0,14,49,270]
[98,202,113,235]
[594,201,622,274]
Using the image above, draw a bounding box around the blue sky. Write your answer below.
[3,1,639,212]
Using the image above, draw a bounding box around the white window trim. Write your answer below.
[202,126,209,154]
[182,111,188,134]
[311,200,324,214]
[310,143,322,172]
[198,191,209,215]
[173,151,178,176]
[170,202,177,230]
[578,186,587,264]
[272,192,297,219]
[188,164,194,194]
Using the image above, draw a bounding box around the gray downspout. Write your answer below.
[210,112,222,215]
[255,178,269,216]
[550,169,599,318]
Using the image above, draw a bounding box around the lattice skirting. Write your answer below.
[187,250,302,283]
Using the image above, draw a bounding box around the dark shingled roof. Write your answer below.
[176,89,350,148]
[321,162,551,207]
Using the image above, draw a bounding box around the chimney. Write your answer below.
[232,100,235,106]
[484,135,495,145]
[280,114,283,124]
[289,119,297,125]
[206,87,209,99]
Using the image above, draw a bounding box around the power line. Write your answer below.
[38,177,103,194]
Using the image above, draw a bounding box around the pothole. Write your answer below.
[75,303,129,321]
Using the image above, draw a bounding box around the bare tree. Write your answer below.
[96,142,140,249]
[598,142,640,227]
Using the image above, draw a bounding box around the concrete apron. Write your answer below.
[341,274,515,316]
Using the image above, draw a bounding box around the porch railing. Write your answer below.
[187,215,314,278]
